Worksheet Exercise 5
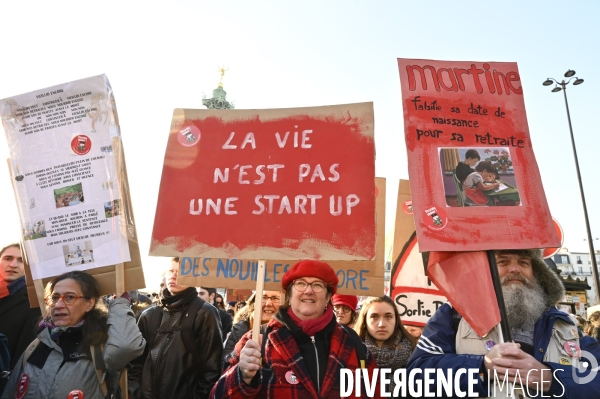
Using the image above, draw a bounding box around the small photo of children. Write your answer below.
[62,241,95,267]
[104,199,121,218]
[23,220,47,240]
[54,183,85,209]
[439,147,521,207]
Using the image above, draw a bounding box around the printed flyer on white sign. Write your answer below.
[1,75,131,279]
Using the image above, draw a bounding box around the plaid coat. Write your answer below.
[210,318,381,399]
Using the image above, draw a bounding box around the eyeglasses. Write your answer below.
[262,295,281,304]
[293,280,327,293]
[333,305,352,314]
[45,294,89,306]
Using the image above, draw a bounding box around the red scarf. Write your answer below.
[287,306,334,336]
[0,279,7,299]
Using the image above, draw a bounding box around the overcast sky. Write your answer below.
[1,0,598,290]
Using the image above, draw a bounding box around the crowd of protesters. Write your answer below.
[1,243,600,398]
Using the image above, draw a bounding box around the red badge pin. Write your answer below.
[15,374,29,399]
[564,341,581,357]
[67,390,84,399]
[71,135,92,155]
[423,206,447,231]
[177,125,201,147]
[285,370,299,384]
[403,200,414,215]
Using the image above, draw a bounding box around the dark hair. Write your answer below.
[48,271,108,345]
[348,310,359,326]
[215,293,225,309]
[200,287,217,304]
[0,243,21,258]
[354,296,416,349]
[475,161,496,174]
[465,149,481,161]
[172,257,180,263]
[200,286,217,296]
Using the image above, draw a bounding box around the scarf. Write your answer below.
[287,306,334,336]
[364,332,413,394]
[8,276,26,296]
[160,287,198,310]
[0,279,7,299]
[39,316,85,343]
[364,332,412,370]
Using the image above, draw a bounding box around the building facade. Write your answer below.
[551,247,598,312]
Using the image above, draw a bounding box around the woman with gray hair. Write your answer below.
[2,270,145,399]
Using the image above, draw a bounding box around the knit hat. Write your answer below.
[282,260,339,294]
[331,294,358,311]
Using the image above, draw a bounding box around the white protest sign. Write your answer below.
[1,75,131,279]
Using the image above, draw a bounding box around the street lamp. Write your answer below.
[543,70,599,302]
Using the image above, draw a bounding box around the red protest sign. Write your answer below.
[398,59,559,252]
[176,178,386,295]
[151,103,376,261]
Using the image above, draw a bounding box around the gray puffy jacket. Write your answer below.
[1,298,145,399]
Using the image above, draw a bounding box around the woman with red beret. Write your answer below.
[331,294,358,327]
[210,260,380,399]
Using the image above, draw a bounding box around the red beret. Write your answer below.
[282,260,338,294]
[331,294,358,311]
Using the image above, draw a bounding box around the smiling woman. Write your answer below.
[1,271,145,399]
[212,260,381,399]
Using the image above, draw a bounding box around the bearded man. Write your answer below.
[407,249,600,398]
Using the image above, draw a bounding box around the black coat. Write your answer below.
[217,307,232,338]
[0,285,41,369]
[129,290,223,399]
[222,319,250,367]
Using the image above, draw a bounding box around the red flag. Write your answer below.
[427,251,500,337]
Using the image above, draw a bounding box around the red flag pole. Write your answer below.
[487,250,512,342]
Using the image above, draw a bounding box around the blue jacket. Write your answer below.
[407,303,600,398]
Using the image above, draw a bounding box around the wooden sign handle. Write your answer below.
[252,260,266,343]
[115,262,125,294]
[33,279,47,313]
